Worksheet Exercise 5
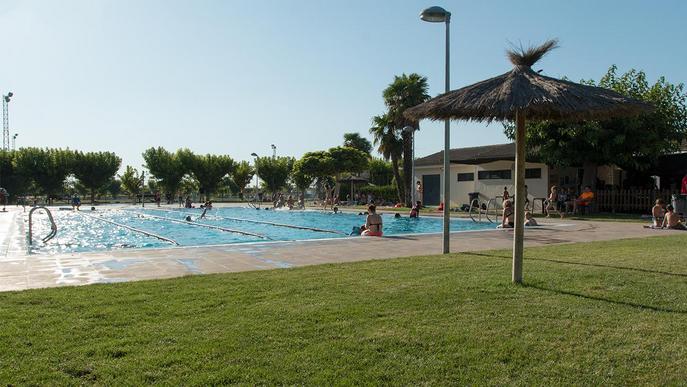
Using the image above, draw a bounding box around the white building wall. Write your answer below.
[415,161,549,208]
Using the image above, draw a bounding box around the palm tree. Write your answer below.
[383,73,430,206]
[369,113,404,203]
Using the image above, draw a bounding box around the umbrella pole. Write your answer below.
[512,110,526,284]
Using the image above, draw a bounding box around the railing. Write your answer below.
[596,189,680,213]
[28,206,57,245]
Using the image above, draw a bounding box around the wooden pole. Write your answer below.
[512,110,526,284]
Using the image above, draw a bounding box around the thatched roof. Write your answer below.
[405,39,652,123]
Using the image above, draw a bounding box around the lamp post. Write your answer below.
[2,92,13,151]
[420,6,451,254]
[12,133,18,151]
[403,126,418,205]
[251,152,259,203]
[270,144,276,159]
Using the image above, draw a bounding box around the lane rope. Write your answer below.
[129,211,271,240]
[148,207,348,236]
[79,212,180,246]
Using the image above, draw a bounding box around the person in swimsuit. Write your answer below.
[502,187,510,201]
[362,204,383,237]
[652,199,665,228]
[662,205,686,230]
[499,200,514,228]
[409,200,421,218]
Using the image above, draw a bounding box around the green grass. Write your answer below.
[2,235,687,385]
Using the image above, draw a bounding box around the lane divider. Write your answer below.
[130,211,271,240]
[148,207,348,236]
[79,212,180,246]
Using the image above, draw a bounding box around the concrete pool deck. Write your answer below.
[0,206,682,292]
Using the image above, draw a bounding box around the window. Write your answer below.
[457,173,474,182]
[525,168,542,179]
[478,169,511,180]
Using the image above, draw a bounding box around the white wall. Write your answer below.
[415,160,549,207]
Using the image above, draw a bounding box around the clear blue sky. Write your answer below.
[1,0,685,171]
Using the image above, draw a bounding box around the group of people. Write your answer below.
[349,201,423,237]
[498,199,538,228]
[650,199,686,230]
[544,185,595,217]
[270,192,304,210]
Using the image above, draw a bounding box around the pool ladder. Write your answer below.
[28,206,57,244]
[468,197,502,224]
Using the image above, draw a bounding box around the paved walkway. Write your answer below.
[0,206,681,292]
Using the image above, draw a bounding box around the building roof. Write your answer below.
[415,143,518,166]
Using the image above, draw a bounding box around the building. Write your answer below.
[414,143,549,207]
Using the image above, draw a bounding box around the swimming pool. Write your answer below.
[26,207,495,254]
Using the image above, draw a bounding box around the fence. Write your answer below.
[596,189,679,213]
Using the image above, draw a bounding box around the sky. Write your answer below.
[1,0,686,171]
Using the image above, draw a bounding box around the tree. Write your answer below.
[343,132,373,155]
[231,160,255,199]
[291,159,315,195]
[142,147,187,199]
[328,146,369,176]
[15,148,75,204]
[368,158,394,186]
[296,150,335,198]
[119,166,143,203]
[504,65,687,187]
[72,151,122,204]
[178,149,234,201]
[383,73,430,206]
[255,156,294,193]
[369,113,404,202]
[0,150,29,202]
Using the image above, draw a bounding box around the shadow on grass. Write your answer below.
[523,282,687,314]
[467,251,687,278]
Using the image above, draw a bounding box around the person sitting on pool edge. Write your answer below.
[362,204,383,237]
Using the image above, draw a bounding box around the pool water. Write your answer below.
[26,207,494,254]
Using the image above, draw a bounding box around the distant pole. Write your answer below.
[12,133,17,151]
[271,144,276,159]
[141,171,145,208]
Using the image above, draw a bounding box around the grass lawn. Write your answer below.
[2,235,687,384]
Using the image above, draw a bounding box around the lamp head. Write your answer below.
[251,153,258,157]
[403,126,416,133]
[420,6,450,22]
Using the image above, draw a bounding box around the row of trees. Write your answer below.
[0,148,121,204]
[3,67,681,205]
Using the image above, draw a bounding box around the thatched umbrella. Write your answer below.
[406,39,652,283]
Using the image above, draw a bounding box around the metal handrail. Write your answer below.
[28,206,57,245]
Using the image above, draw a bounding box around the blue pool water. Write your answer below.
[27,207,495,254]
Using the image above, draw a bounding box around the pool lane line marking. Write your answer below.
[147,207,348,236]
[129,211,272,240]
[78,212,180,246]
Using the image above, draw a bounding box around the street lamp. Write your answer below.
[2,91,13,151]
[403,126,418,205]
[251,153,260,203]
[270,144,276,159]
[12,133,18,151]
[420,6,451,254]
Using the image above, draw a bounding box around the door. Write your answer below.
[422,174,440,205]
